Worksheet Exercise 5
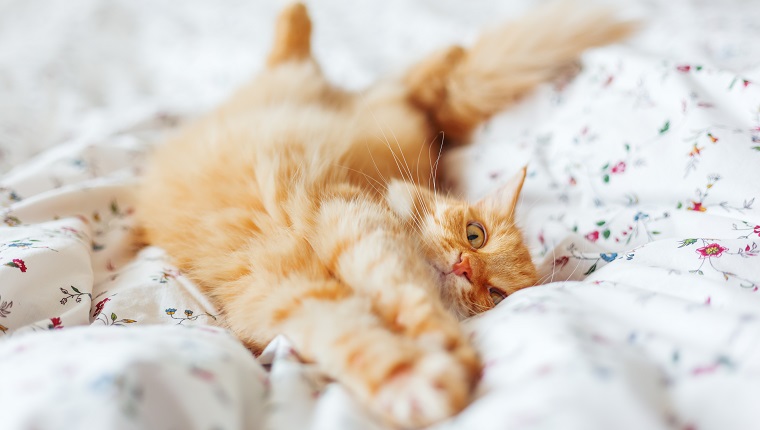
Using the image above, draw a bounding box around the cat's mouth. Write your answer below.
[428,261,452,282]
[429,261,466,287]
[438,269,454,282]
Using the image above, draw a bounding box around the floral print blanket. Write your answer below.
[1,0,759,429]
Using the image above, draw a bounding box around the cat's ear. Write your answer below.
[386,180,436,221]
[476,166,527,219]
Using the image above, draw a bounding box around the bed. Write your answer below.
[1,0,759,429]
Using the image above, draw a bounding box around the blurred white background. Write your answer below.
[0,0,757,174]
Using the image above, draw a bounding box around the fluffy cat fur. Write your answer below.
[136,3,634,427]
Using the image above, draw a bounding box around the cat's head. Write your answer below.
[386,167,537,319]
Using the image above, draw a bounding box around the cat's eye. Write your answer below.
[466,222,487,249]
[489,288,506,305]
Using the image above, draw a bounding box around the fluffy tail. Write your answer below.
[405,1,638,142]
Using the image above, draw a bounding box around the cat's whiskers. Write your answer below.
[352,90,404,196]
[365,142,395,191]
[388,132,439,225]
[463,299,490,318]
[536,271,556,286]
[345,130,425,232]
[365,109,427,219]
[409,202,429,235]
[337,165,388,196]
[415,136,428,193]
[403,201,426,235]
[384,142,432,233]
[562,254,586,284]
[430,134,444,200]
[550,243,561,284]
[387,125,415,181]
[356,91,434,228]
[385,139,427,234]
[390,137,433,219]
[364,107,410,184]
[385,126,438,222]
[414,144,430,237]
[544,240,559,285]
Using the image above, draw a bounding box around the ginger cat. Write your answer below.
[136,3,633,427]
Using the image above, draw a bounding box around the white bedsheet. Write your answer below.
[1,0,759,429]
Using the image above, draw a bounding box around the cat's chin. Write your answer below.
[439,271,465,290]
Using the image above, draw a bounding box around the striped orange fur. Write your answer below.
[136,3,634,427]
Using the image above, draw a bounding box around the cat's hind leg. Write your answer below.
[404,2,636,143]
[267,3,312,66]
[218,3,349,116]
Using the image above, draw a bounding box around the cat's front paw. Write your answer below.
[372,350,478,428]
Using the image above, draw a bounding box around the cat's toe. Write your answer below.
[279,2,310,30]
[268,2,312,66]
[372,351,476,428]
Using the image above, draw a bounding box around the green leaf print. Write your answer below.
[584,263,598,276]
[659,120,670,134]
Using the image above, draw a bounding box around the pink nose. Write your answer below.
[452,255,472,281]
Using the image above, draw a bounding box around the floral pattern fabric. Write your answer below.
[1,0,759,429]
[0,325,267,430]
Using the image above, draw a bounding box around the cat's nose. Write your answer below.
[452,255,472,281]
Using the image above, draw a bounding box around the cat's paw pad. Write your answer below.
[372,352,475,428]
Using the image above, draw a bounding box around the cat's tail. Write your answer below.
[405,1,638,143]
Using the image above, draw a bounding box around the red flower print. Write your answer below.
[13,259,26,272]
[676,65,691,72]
[610,161,626,174]
[93,298,111,317]
[5,258,27,272]
[554,256,570,269]
[754,225,760,237]
[585,231,600,242]
[688,201,707,212]
[696,243,728,259]
[50,317,63,329]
